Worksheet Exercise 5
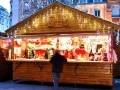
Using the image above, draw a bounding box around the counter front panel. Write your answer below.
[12,61,113,86]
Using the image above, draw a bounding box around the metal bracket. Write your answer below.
[13,62,21,71]
[75,63,78,73]
[37,63,42,71]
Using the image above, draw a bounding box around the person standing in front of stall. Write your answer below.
[49,50,67,90]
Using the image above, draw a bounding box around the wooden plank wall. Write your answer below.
[0,48,12,81]
[13,62,113,86]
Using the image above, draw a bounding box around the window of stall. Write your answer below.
[0,38,12,59]
[13,34,112,61]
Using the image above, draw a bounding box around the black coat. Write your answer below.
[49,53,67,73]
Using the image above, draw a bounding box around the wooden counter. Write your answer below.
[7,59,113,86]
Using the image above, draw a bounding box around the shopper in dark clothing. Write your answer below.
[49,50,67,90]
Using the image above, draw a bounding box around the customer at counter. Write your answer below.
[49,50,67,90]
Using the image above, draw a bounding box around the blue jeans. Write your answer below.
[53,73,61,90]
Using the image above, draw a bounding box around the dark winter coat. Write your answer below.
[49,53,67,73]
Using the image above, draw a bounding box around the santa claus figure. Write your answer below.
[75,44,87,60]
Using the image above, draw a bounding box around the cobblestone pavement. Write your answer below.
[0,79,120,90]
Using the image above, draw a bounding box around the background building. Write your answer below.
[75,0,120,25]
[10,0,19,26]
[0,5,10,33]
[75,0,110,21]
[10,0,120,26]
[107,0,120,25]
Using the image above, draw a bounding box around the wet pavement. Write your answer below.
[0,79,120,90]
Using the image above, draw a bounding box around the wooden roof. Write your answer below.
[6,1,119,37]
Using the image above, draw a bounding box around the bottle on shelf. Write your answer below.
[89,49,94,61]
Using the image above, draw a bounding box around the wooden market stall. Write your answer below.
[5,1,120,86]
[0,38,12,81]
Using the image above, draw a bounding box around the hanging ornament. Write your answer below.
[108,27,111,34]
[112,29,117,37]
[116,30,120,45]
[97,30,100,34]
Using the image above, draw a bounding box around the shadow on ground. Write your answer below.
[13,80,112,90]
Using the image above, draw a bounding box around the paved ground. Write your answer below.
[0,79,120,90]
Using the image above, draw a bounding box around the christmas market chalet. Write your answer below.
[2,1,120,86]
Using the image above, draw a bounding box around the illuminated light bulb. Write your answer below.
[35,24,38,27]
